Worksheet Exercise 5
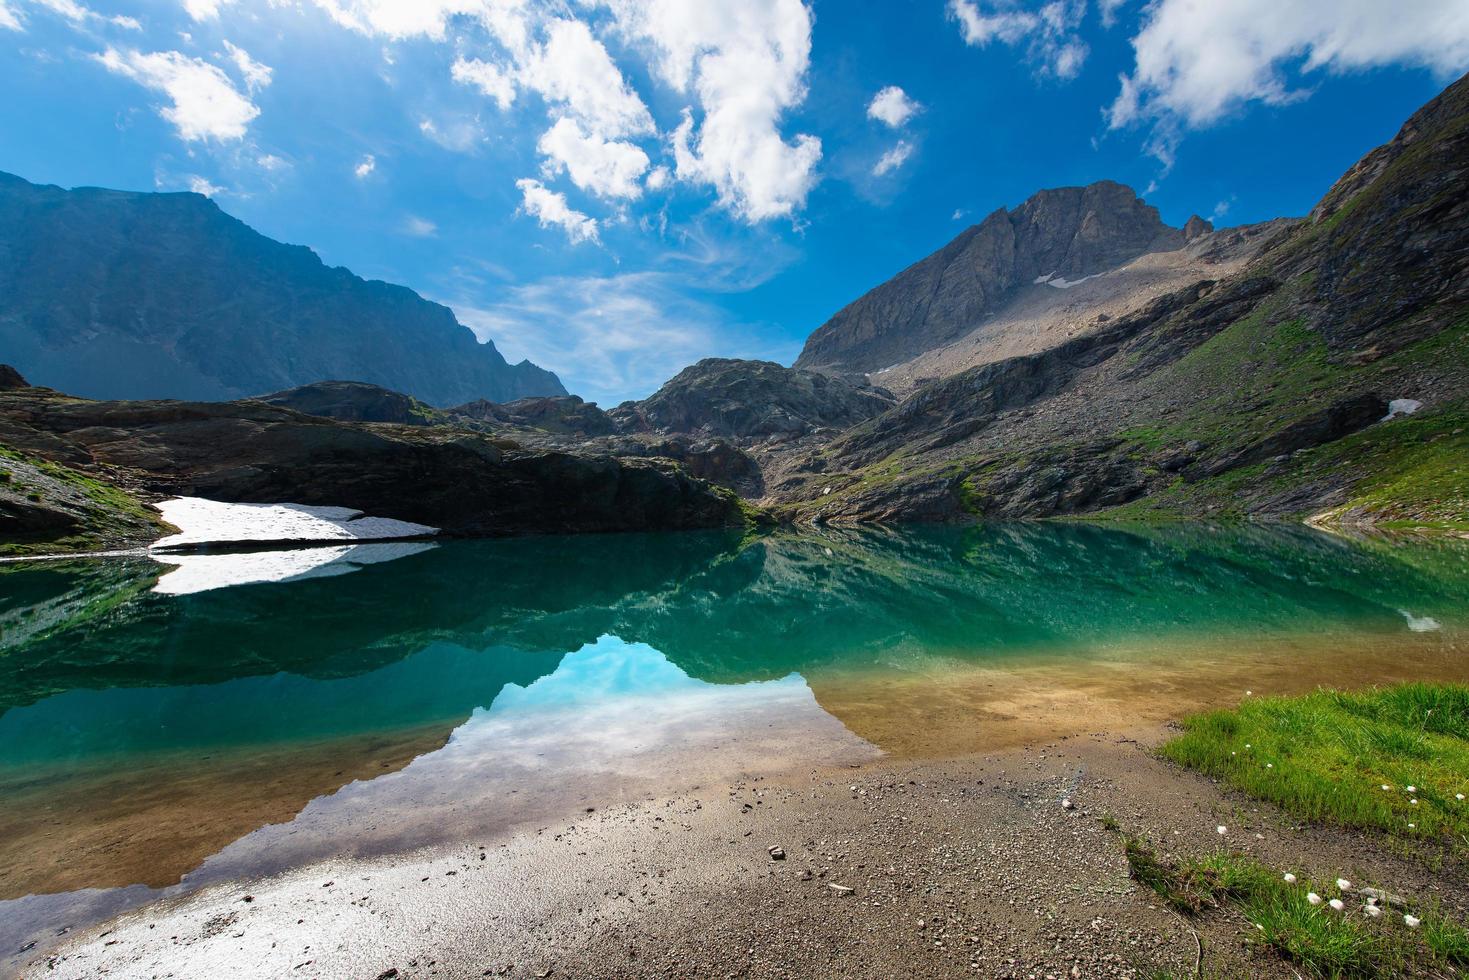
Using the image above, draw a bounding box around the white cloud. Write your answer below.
[1211,198,1231,222]
[516,177,599,244]
[316,0,822,225]
[0,1,21,30]
[645,165,670,190]
[222,40,272,93]
[451,56,516,109]
[950,0,1038,45]
[187,174,225,196]
[952,208,968,220]
[872,140,914,176]
[95,47,260,142]
[31,0,139,29]
[867,85,920,128]
[520,17,653,138]
[402,214,437,236]
[33,0,89,23]
[604,0,823,223]
[354,153,376,178]
[183,0,232,21]
[257,153,289,171]
[1110,0,1469,154]
[537,116,650,199]
[948,0,1089,80]
[312,0,529,47]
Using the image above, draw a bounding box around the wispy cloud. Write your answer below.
[187,174,225,196]
[453,271,798,405]
[872,140,914,176]
[948,0,1089,80]
[401,214,437,237]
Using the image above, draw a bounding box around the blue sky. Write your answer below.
[2,0,1466,404]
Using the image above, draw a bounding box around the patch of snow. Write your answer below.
[1033,272,1055,285]
[1398,609,1442,633]
[151,497,439,551]
[152,542,437,595]
[1046,272,1105,290]
[1382,398,1423,421]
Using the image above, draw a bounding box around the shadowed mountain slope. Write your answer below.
[0,172,564,407]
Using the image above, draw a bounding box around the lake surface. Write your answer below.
[2,523,1468,965]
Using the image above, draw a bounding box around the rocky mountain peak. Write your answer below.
[795,180,1191,374]
[1183,215,1214,240]
[0,364,28,390]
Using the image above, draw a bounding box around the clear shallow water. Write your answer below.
[1,523,1468,962]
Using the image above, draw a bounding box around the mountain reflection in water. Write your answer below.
[1,523,1467,964]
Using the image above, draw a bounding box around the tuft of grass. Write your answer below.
[1124,839,1467,977]
[1162,684,1469,862]
[1125,836,1224,914]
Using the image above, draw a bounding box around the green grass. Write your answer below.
[1162,684,1469,862]
[1125,838,1469,977]
[0,442,164,554]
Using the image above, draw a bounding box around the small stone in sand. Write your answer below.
[828,884,855,895]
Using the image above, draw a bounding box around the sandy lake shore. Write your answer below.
[23,720,1469,980]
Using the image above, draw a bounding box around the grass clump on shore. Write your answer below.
[1161,684,1469,861]
[1124,838,1469,977]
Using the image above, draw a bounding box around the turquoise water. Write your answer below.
[1,521,1468,964]
[3,524,1469,771]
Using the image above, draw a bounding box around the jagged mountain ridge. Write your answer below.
[796,180,1213,374]
[0,172,565,407]
[777,71,1469,527]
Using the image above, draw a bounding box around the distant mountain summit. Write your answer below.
[0,172,564,406]
[796,180,1208,373]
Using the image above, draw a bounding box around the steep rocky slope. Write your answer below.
[774,73,1469,529]
[796,181,1213,374]
[867,219,1292,396]
[0,373,746,553]
[0,172,564,406]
